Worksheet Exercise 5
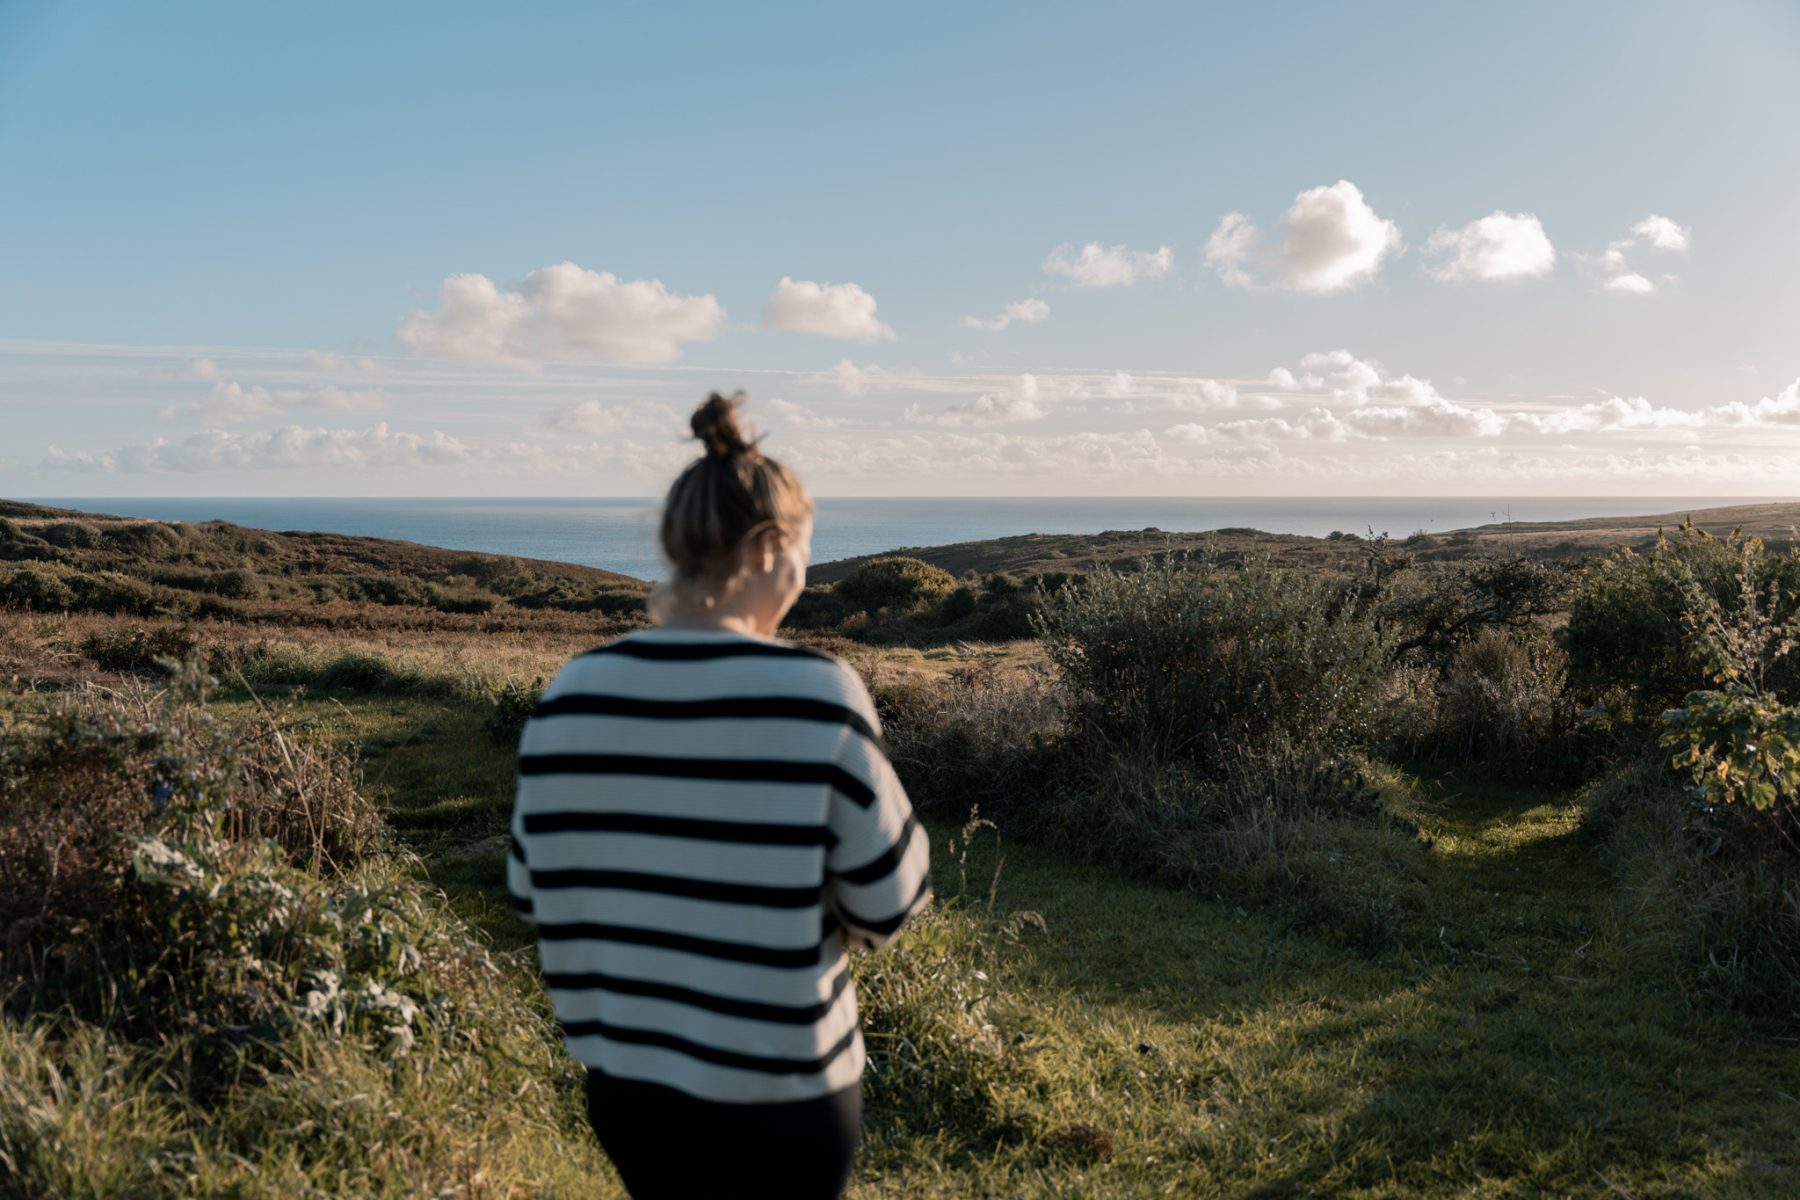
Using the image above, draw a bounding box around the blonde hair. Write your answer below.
[649,392,813,621]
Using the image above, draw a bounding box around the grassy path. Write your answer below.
[331,697,1799,1197]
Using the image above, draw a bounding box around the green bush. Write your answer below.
[0,679,604,1197]
[328,574,435,608]
[836,556,957,613]
[1566,524,1800,723]
[67,571,183,617]
[38,521,104,550]
[877,659,1063,818]
[1394,626,1580,770]
[0,565,77,611]
[1034,552,1391,763]
[485,676,544,746]
[98,520,186,555]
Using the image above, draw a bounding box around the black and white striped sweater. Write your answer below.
[507,628,931,1103]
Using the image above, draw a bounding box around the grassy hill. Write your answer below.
[808,500,1800,581]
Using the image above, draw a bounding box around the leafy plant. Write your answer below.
[1033,550,1391,763]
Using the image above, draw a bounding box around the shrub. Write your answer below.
[485,676,544,747]
[77,624,200,673]
[1659,540,1800,854]
[1565,523,1800,723]
[315,652,405,694]
[98,520,186,555]
[837,557,957,613]
[877,658,1063,818]
[67,571,180,617]
[428,585,499,615]
[1,675,385,992]
[329,574,434,608]
[1034,551,1391,764]
[38,521,103,550]
[0,566,76,612]
[1386,555,1570,671]
[445,553,531,594]
[1395,626,1580,770]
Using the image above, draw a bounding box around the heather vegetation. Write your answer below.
[3,502,1800,1195]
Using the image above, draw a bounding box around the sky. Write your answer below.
[3,0,1799,498]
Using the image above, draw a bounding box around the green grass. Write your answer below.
[265,692,1800,1198]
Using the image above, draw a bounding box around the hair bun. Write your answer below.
[691,392,754,459]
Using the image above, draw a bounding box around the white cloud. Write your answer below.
[1425,212,1556,282]
[539,400,621,435]
[1168,378,1242,411]
[806,359,904,397]
[1514,394,1705,434]
[1206,181,1402,293]
[768,398,849,429]
[910,374,1047,424]
[1705,379,1800,426]
[763,277,895,341]
[1042,242,1173,288]
[962,297,1051,331]
[182,357,219,380]
[1605,272,1656,295]
[1203,215,1260,290]
[161,381,389,425]
[305,349,384,375]
[399,263,725,364]
[1588,214,1691,294]
[48,423,482,472]
[1632,214,1691,252]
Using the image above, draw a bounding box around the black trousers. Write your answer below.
[585,1068,862,1200]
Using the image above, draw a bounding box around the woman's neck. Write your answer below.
[655,608,772,637]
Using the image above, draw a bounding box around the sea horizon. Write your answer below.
[18,494,1785,582]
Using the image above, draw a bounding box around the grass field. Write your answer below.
[255,687,1800,1198]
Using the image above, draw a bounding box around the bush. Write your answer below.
[428,584,499,615]
[1034,552,1391,763]
[837,557,957,613]
[1385,554,1570,671]
[445,553,531,594]
[1,674,385,991]
[328,574,435,608]
[877,658,1063,818]
[1393,626,1580,770]
[1565,524,1800,723]
[315,652,406,694]
[485,676,544,746]
[0,674,605,1197]
[77,624,200,673]
[38,521,103,550]
[68,571,181,617]
[98,521,186,555]
[1580,762,1800,1023]
[0,565,76,611]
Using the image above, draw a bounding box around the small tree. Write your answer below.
[1661,535,1800,854]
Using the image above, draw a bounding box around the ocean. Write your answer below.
[30,496,1767,581]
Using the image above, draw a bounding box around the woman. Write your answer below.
[508,393,931,1199]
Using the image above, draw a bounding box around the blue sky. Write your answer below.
[4,1,1800,496]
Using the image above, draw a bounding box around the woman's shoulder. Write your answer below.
[556,628,863,692]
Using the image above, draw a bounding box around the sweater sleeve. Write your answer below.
[823,670,931,951]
